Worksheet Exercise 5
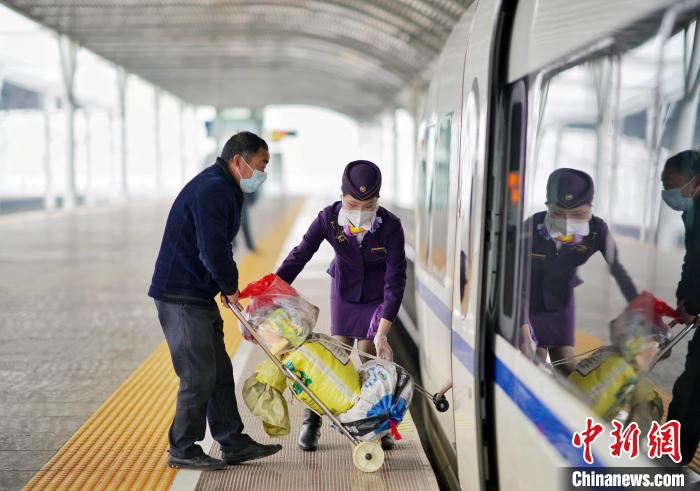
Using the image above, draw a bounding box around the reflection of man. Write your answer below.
[149,132,281,470]
[660,150,700,465]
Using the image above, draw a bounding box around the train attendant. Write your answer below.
[523,168,638,374]
[276,160,407,452]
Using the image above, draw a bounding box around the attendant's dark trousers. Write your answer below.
[667,327,700,464]
[155,300,249,458]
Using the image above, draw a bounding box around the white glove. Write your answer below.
[374,334,393,361]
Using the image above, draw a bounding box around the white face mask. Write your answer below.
[341,208,377,231]
[661,185,694,212]
[237,156,267,193]
[545,213,590,238]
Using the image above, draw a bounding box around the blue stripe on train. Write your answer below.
[415,277,603,467]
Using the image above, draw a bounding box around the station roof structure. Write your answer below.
[2,1,469,120]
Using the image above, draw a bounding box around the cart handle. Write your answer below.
[649,320,698,372]
[225,301,361,445]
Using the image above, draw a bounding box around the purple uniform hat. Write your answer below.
[546,168,594,209]
[341,160,382,200]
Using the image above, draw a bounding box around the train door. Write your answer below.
[450,0,500,488]
[415,8,476,479]
[485,2,700,489]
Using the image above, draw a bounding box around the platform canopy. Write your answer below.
[3,0,469,120]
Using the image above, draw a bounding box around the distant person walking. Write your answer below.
[148,131,281,470]
[233,191,258,252]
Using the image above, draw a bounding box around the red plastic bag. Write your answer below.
[240,273,298,311]
[610,291,677,364]
[238,274,319,353]
[626,291,677,329]
[240,273,298,298]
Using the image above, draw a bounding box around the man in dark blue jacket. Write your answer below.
[661,150,700,465]
[149,131,281,470]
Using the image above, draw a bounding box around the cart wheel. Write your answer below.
[352,441,385,473]
[434,394,449,412]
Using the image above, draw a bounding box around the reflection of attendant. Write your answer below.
[661,150,700,465]
[523,169,638,374]
[276,160,407,452]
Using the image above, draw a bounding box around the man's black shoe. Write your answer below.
[222,440,282,465]
[167,452,227,470]
[298,408,322,451]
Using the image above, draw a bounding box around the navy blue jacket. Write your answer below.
[677,204,700,314]
[148,158,244,304]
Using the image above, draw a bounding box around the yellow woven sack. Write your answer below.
[283,334,360,415]
[568,347,639,419]
[255,359,287,393]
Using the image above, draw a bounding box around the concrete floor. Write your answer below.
[0,194,694,489]
[0,195,291,491]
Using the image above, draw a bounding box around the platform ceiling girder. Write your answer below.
[4,0,470,119]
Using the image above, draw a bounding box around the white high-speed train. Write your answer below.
[408,0,699,489]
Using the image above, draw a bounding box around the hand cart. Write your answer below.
[562,317,698,424]
[227,301,449,472]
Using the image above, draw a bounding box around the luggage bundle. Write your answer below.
[338,360,413,441]
[238,275,413,441]
[232,275,452,472]
[568,292,674,430]
[239,273,319,355]
[243,332,413,440]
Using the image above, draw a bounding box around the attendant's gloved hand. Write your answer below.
[374,334,393,361]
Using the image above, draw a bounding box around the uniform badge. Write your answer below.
[360,185,367,193]
[330,217,347,243]
[565,193,573,201]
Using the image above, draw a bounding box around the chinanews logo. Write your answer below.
[566,418,690,490]
[572,417,682,464]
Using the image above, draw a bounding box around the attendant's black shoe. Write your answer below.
[167,452,227,470]
[298,408,322,451]
[222,440,282,465]
[381,435,395,451]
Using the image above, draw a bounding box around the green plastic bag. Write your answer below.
[242,360,290,437]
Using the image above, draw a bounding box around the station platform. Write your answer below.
[1,196,438,491]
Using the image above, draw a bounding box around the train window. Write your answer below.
[459,87,478,316]
[416,124,436,265]
[498,81,527,341]
[510,8,700,448]
[428,114,453,278]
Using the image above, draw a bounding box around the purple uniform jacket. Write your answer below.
[276,202,407,322]
[525,211,638,314]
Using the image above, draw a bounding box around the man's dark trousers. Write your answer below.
[155,300,249,458]
[667,327,700,464]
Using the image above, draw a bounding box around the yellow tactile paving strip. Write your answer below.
[23,197,304,491]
